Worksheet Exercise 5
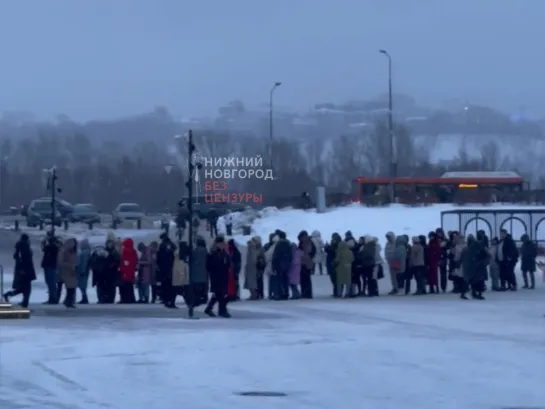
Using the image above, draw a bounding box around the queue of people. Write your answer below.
[2,226,541,313]
[2,231,240,318]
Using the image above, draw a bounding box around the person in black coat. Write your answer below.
[3,234,36,308]
[205,236,231,318]
[497,229,519,291]
[519,234,537,289]
[272,231,293,300]
[228,239,242,300]
[41,231,61,304]
[207,209,219,238]
[157,233,177,308]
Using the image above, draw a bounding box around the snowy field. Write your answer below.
[1,276,544,409]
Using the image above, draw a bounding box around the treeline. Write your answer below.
[0,121,543,212]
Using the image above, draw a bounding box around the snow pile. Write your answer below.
[234,204,545,248]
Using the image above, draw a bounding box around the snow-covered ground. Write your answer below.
[2,204,544,409]
[1,276,544,409]
[233,204,545,246]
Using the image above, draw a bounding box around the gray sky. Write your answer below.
[0,0,544,121]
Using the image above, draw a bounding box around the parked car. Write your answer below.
[112,203,145,224]
[22,197,73,218]
[70,203,101,224]
[26,199,62,227]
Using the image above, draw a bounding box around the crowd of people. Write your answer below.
[2,225,542,317]
[2,231,239,318]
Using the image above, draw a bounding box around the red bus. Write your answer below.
[352,171,525,203]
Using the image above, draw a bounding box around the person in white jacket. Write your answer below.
[311,230,325,275]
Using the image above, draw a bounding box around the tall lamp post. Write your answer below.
[269,81,282,169]
[379,49,395,203]
[173,131,201,319]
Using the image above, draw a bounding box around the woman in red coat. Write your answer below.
[119,238,137,303]
[427,232,441,293]
[225,242,237,300]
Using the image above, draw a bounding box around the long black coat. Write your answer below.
[13,239,36,289]
[519,240,537,272]
[462,239,489,285]
[207,246,230,294]
[157,239,176,283]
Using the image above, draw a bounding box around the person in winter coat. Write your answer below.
[374,237,385,286]
[58,238,78,308]
[344,234,359,295]
[76,239,92,304]
[228,239,242,301]
[170,246,189,308]
[384,232,397,293]
[335,240,353,297]
[41,231,60,304]
[519,234,537,289]
[426,232,441,294]
[104,239,120,303]
[450,234,466,290]
[149,241,160,303]
[205,236,232,318]
[190,237,209,307]
[325,233,341,296]
[3,233,36,308]
[157,233,176,307]
[272,231,293,300]
[288,242,302,299]
[244,238,259,299]
[224,210,234,236]
[298,230,316,299]
[207,209,219,238]
[385,232,406,294]
[118,238,137,304]
[264,233,279,298]
[311,230,325,275]
[488,237,501,291]
[408,236,426,295]
[497,229,519,291]
[254,237,266,299]
[360,236,378,296]
[90,246,109,303]
[460,234,488,300]
[435,228,449,293]
[136,242,152,303]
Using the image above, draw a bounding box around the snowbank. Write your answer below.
[234,203,545,248]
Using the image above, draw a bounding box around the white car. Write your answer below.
[112,203,145,225]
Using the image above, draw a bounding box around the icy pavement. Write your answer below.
[1,277,544,409]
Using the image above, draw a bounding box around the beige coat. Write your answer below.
[58,238,78,289]
[172,250,189,287]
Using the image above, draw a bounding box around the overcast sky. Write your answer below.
[0,0,543,121]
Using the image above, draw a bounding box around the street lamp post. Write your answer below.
[379,49,395,203]
[269,81,282,170]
